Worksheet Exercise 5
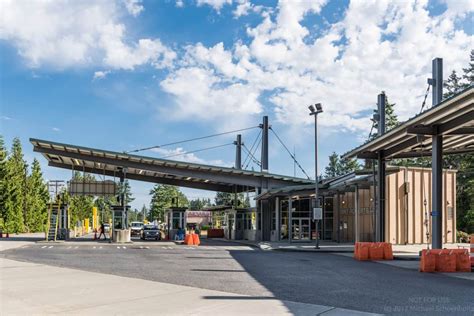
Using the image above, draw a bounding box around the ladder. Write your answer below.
[47,204,59,241]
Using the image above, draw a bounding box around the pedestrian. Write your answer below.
[98,222,106,240]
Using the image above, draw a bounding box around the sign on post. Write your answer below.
[313,207,322,220]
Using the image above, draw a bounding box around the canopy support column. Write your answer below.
[431,135,443,249]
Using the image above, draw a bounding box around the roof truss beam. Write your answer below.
[48,162,237,193]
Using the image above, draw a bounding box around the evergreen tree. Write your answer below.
[117,180,134,206]
[324,152,361,179]
[214,192,249,207]
[462,49,474,86]
[4,138,27,233]
[25,159,49,232]
[441,51,474,234]
[94,195,114,223]
[324,152,340,178]
[0,136,7,230]
[443,70,463,98]
[66,172,95,226]
[339,157,361,175]
[370,94,399,140]
[149,185,188,222]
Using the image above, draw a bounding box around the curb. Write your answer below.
[272,247,354,253]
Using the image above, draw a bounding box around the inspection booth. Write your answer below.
[165,207,187,240]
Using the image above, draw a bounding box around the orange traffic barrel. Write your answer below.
[192,233,200,246]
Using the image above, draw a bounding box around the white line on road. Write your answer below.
[67,246,72,249]
[117,246,120,249]
[93,246,96,249]
[48,246,53,249]
[99,246,103,249]
[74,246,78,249]
[122,246,126,249]
[41,246,47,249]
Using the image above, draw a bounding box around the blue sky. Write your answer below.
[1,0,472,210]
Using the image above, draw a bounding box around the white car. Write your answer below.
[130,222,144,237]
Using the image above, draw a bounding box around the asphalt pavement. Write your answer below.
[1,238,473,315]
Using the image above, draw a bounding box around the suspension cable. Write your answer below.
[367,119,376,141]
[242,143,261,167]
[159,143,234,159]
[419,84,431,114]
[244,137,262,170]
[269,127,311,179]
[126,125,259,153]
[242,129,262,168]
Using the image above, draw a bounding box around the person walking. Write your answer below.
[98,222,107,240]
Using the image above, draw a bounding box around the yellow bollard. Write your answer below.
[85,218,90,234]
[92,207,98,232]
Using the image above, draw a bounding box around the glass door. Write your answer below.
[291,218,311,241]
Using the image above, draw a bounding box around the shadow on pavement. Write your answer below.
[225,249,474,315]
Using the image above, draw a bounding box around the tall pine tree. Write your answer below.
[324,152,361,179]
[149,184,188,222]
[4,138,27,233]
[443,70,463,98]
[25,159,49,232]
[0,136,7,230]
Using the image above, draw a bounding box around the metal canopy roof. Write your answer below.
[343,86,474,160]
[255,167,404,200]
[30,138,313,193]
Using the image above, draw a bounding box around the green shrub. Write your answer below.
[456,230,470,243]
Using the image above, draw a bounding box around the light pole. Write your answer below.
[309,103,323,249]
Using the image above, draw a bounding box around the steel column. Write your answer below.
[288,197,292,243]
[432,58,443,107]
[431,135,443,249]
[354,185,359,242]
[235,134,242,170]
[376,92,386,242]
[261,116,269,172]
[431,57,443,249]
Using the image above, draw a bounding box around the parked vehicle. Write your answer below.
[141,225,160,241]
[130,222,144,237]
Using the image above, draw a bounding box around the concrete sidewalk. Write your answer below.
[0,257,378,316]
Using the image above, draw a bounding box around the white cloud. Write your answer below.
[123,0,144,17]
[52,127,61,132]
[233,0,263,18]
[93,70,110,80]
[0,0,174,70]
[0,115,12,120]
[150,147,230,167]
[161,0,473,135]
[176,0,185,8]
[197,0,232,12]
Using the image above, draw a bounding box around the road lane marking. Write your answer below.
[74,246,78,249]
[93,246,96,249]
[41,246,47,249]
[48,246,53,249]
[122,246,126,249]
[117,246,120,249]
[67,246,72,249]
[99,246,103,249]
